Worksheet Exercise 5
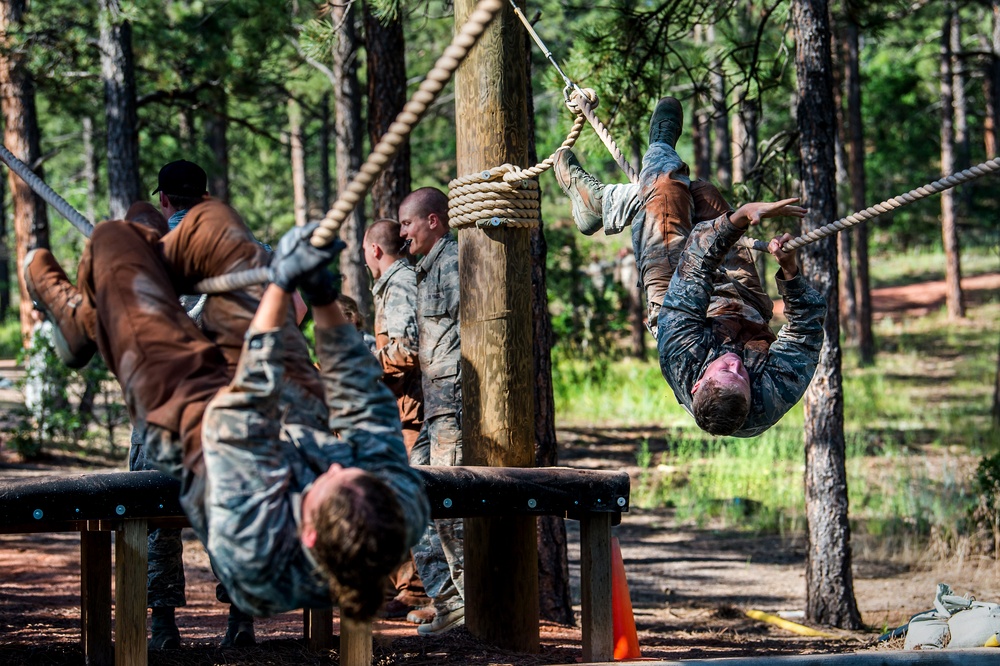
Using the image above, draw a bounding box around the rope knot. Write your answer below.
[566,87,598,113]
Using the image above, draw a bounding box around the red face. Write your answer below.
[692,352,751,401]
[398,201,438,256]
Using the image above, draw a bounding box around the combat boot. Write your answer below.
[22,248,96,368]
[649,97,684,148]
[149,607,181,650]
[553,148,605,235]
[220,604,256,648]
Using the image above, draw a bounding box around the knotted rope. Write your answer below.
[192,0,504,293]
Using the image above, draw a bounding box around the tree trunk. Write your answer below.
[364,1,410,221]
[950,13,969,173]
[332,1,371,322]
[82,116,98,225]
[456,0,538,651]
[524,27,573,625]
[205,88,229,202]
[845,20,874,365]
[993,332,1000,428]
[792,0,862,630]
[0,0,49,342]
[0,158,7,320]
[288,97,308,227]
[319,93,331,213]
[940,9,965,320]
[985,1,1000,158]
[692,26,711,181]
[709,25,731,190]
[98,0,141,220]
[831,25,857,344]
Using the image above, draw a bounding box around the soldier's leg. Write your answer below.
[426,414,465,611]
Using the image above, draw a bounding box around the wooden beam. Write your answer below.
[454,0,538,653]
[81,529,112,666]
[580,513,613,663]
[340,618,372,666]
[573,650,1000,665]
[303,607,334,650]
[114,520,147,666]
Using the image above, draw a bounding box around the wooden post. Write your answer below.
[580,513,613,663]
[339,618,372,666]
[114,520,147,666]
[454,0,539,653]
[81,528,113,666]
[303,607,334,651]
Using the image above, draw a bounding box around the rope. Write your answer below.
[192,0,505,294]
[739,156,1000,253]
[0,144,94,237]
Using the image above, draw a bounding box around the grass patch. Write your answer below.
[867,245,999,288]
[0,316,23,358]
[555,293,999,552]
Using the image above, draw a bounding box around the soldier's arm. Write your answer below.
[373,281,420,377]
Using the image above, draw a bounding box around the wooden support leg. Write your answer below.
[580,512,613,663]
[339,617,372,666]
[114,520,147,666]
[81,529,113,666]
[303,607,334,651]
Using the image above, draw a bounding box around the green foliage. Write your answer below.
[0,317,23,358]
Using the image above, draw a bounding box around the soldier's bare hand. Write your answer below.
[730,198,807,228]
[769,233,799,279]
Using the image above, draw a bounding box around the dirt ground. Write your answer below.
[0,274,998,665]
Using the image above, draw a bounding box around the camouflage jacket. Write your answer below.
[197,324,429,616]
[656,214,826,437]
[415,234,461,420]
[373,258,423,429]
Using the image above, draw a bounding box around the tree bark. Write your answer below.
[792,0,862,630]
[331,1,371,322]
[82,116,98,225]
[985,1,1000,158]
[319,93,331,213]
[692,26,711,181]
[845,19,874,365]
[288,97,308,227]
[364,1,410,221]
[0,0,49,342]
[0,155,7,320]
[709,25,731,190]
[98,0,141,220]
[204,88,229,203]
[831,25,857,344]
[940,9,965,320]
[456,0,538,651]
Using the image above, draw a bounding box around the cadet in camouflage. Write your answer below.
[400,187,466,636]
[554,98,825,437]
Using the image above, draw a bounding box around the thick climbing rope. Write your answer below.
[740,156,1000,253]
[0,145,94,237]
[191,0,505,294]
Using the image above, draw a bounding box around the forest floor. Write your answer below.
[0,273,998,665]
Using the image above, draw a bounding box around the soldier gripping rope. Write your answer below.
[554,97,826,437]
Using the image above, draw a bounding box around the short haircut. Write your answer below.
[401,187,449,227]
[692,379,750,436]
[366,218,406,257]
[310,471,408,621]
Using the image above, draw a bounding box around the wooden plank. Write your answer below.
[114,519,147,666]
[339,617,372,666]
[571,649,1000,665]
[81,529,113,666]
[303,607,334,651]
[580,513,613,663]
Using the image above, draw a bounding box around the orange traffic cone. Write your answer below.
[611,536,641,660]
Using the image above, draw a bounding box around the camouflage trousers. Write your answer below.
[601,142,769,334]
[410,413,465,614]
[130,427,186,608]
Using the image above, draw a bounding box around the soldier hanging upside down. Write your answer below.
[553,97,827,437]
[23,202,429,620]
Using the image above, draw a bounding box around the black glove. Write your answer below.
[300,268,341,307]
[269,222,347,292]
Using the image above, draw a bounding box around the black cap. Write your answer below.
[151,160,208,197]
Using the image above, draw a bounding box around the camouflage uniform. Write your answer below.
[412,234,465,615]
[372,257,423,451]
[192,324,429,616]
[657,213,826,438]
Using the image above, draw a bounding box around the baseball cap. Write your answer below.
[151,160,208,197]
